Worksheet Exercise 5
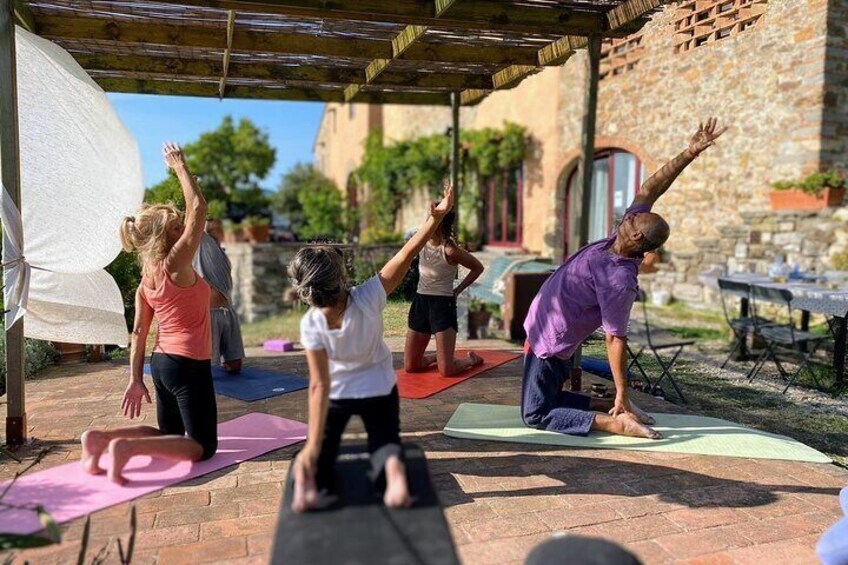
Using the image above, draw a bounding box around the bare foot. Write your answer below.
[107,438,132,486]
[383,456,412,508]
[291,455,319,513]
[467,351,484,368]
[80,430,107,475]
[616,413,663,440]
[629,402,655,425]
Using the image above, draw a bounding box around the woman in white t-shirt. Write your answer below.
[404,210,485,376]
[288,185,454,513]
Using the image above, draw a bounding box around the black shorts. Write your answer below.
[150,352,218,460]
[408,292,458,335]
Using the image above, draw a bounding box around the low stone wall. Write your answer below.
[225,242,403,323]
[643,207,848,305]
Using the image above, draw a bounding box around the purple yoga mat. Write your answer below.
[0,413,307,535]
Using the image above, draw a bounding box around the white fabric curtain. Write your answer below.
[589,158,609,241]
[0,27,143,345]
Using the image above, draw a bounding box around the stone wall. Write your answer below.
[226,242,403,323]
[313,0,844,307]
[643,206,848,303]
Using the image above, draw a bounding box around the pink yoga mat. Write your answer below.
[0,413,307,535]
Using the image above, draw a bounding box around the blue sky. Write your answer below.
[107,94,324,190]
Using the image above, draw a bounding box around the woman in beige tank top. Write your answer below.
[404,211,486,376]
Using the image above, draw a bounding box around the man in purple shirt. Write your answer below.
[523,119,727,438]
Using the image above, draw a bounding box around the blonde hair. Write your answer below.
[120,203,184,271]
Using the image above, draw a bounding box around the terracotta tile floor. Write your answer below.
[6,339,845,564]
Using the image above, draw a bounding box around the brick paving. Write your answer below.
[5,339,846,564]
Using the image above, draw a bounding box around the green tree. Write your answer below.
[145,116,276,215]
[275,163,346,241]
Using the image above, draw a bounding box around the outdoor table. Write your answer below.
[720,274,848,387]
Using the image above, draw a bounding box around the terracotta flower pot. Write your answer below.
[769,187,846,211]
[468,310,491,340]
[245,225,270,243]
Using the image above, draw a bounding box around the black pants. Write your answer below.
[316,386,402,493]
[150,352,218,460]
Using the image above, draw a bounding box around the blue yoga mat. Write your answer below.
[143,364,308,402]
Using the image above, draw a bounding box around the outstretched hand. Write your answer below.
[688,118,727,157]
[163,142,187,170]
[429,182,455,220]
[121,380,151,419]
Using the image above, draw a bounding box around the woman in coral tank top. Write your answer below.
[80,142,216,485]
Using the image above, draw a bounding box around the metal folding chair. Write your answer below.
[746,285,829,393]
[717,278,774,369]
[627,291,694,403]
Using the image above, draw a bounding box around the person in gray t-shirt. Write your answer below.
[193,219,245,373]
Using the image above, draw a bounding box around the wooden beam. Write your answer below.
[148,0,607,36]
[12,0,33,33]
[459,89,488,106]
[607,0,665,31]
[492,65,539,90]
[95,77,454,105]
[75,53,497,89]
[36,15,542,67]
[539,36,587,66]
[218,9,235,99]
[345,23,427,102]
[0,0,26,446]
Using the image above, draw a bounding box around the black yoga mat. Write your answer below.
[271,444,459,565]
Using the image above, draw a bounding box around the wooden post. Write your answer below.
[450,90,460,230]
[571,34,601,392]
[0,0,26,445]
[577,34,601,248]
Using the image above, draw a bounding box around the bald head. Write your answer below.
[634,212,670,253]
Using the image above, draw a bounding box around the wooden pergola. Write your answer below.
[1,0,666,445]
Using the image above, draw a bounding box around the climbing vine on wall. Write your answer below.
[354,122,528,242]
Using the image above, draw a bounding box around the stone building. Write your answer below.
[314,0,848,302]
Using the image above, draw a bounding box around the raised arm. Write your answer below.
[379,183,454,295]
[122,286,154,419]
[293,347,332,513]
[633,118,727,207]
[163,142,207,273]
[446,243,484,298]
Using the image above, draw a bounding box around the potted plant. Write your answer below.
[770,171,846,211]
[468,297,496,339]
[243,215,271,243]
[222,219,245,244]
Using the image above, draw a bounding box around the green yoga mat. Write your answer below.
[443,403,831,463]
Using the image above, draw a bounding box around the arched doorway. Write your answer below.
[563,149,646,258]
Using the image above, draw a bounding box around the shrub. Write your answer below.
[771,171,846,195]
[0,332,58,396]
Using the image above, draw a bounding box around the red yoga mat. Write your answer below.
[397,350,521,399]
[0,413,307,535]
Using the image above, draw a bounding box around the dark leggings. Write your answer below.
[150,352,218,460]
[316,386,402,493]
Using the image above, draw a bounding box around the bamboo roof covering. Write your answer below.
[16,0,668,105]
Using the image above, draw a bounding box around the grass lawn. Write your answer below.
[240,300,412,347]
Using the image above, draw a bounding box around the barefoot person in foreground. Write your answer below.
[81,142,217,484]
[522,119,727,439]
[289,184,455,513]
